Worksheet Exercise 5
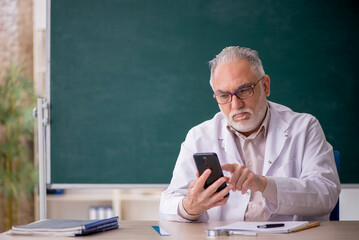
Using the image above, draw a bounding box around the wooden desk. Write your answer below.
[1,221,358,240]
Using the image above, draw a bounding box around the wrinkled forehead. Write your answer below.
[212,60,259,91]
[212,59,261,81]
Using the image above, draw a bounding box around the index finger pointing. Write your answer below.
[221,163,235,173]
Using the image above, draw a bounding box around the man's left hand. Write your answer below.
[221,163,267,194]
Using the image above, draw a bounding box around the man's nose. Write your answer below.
[231,94,244,109]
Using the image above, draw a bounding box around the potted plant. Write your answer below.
[0,63,37,231]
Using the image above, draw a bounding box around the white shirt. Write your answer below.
[160,101,341,222]
[228,106,272,221]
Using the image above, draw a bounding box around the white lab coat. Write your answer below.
[160,101,341,222]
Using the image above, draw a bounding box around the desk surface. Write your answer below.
[1,221,358,240]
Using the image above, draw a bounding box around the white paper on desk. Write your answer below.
[215,221,308,234]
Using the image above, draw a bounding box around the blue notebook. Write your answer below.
[9,216,119,237]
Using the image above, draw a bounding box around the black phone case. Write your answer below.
[193,152,229,197]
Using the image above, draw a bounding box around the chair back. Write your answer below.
[329,150,340,221]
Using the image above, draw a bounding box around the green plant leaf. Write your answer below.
[0,63,36,201]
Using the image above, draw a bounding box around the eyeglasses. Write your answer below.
[213,77,263,104]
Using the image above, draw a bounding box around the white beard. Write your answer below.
[226,94,268,134]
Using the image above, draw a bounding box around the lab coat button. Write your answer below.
[268,160,272,164]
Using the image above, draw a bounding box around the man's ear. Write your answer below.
[262,75,270,97]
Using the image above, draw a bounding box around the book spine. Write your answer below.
[83,216,119,229]
[79,222,119,236]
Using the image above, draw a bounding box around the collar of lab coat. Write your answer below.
[263,101,290,174]
[219,101,290,174]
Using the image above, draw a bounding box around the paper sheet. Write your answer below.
[215,221,308,234]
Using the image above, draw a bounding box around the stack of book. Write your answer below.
[9,216,119,237]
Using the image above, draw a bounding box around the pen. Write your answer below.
[257,223,285,229]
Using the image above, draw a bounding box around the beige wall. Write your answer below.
[0,0,17,82]
[0,0,33,81]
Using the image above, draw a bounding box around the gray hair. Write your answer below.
[209,46,265,88]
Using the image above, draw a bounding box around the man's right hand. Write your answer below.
[182,169,233,215]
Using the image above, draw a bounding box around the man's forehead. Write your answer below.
[212,61,257,90]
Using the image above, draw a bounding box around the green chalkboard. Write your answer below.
[50,0,359,185]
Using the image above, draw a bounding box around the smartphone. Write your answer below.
[193,152,229,197]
